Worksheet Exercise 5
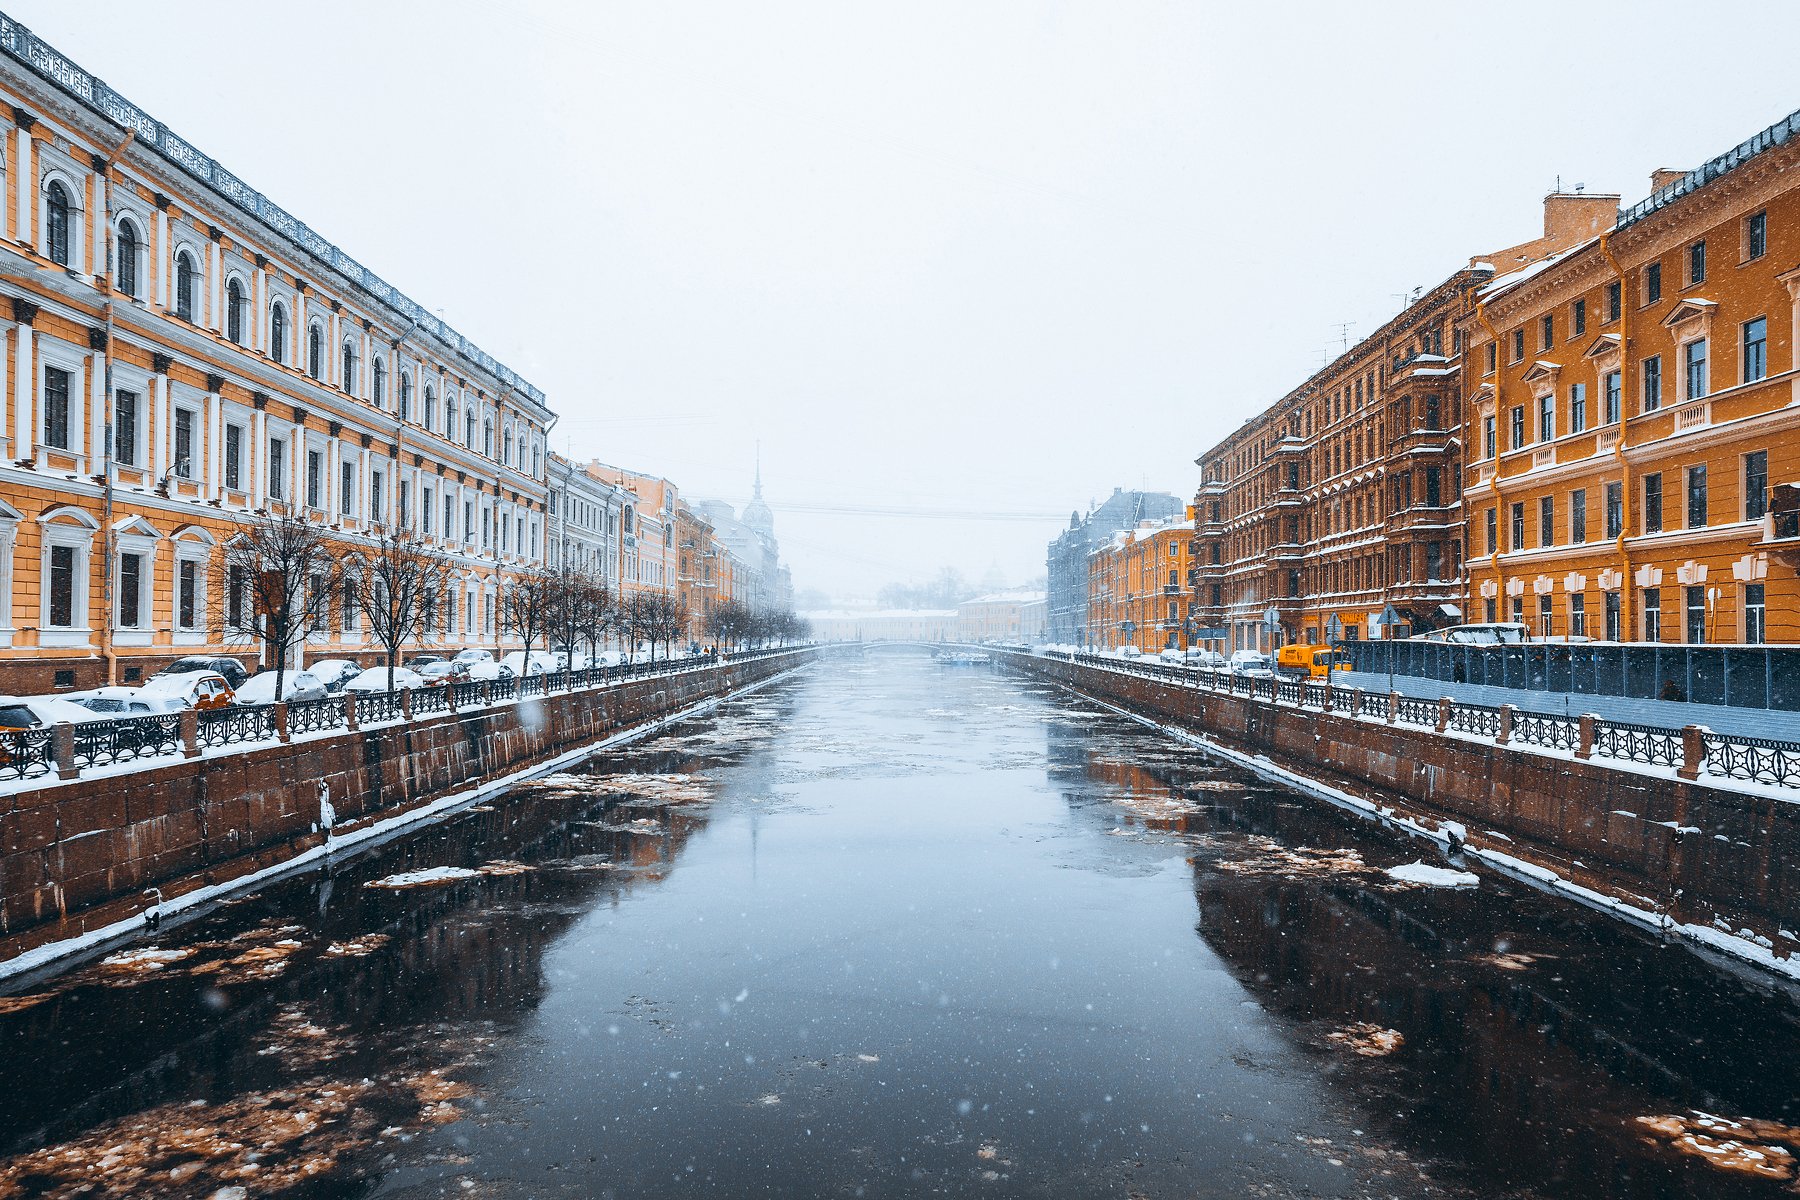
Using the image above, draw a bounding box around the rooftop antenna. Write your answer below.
[1332,321,1354,355]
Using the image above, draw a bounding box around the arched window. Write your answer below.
[342,343,356,393]
[424,386,437,432]
[269,302,287,364]
[372,357,386,407]
[465,407,476,447]
[400,373,412,422]
[483,418,494,458]
[502,428,513,467]
[117,220,139,297]
[308,325,323,379]
[175,252,196,321]
[225,279,244,344]
[45,181,71,267]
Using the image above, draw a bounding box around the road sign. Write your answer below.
[1380,603,1402,628]
[1325,614,1343,645]
[1263,606,1280,631]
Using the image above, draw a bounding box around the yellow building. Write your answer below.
[1463,108,1800,645]
[955,590,1045,644]
[0,23,553,691]
[1086,518,1196,652]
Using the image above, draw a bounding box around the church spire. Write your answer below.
[753,441,763,500]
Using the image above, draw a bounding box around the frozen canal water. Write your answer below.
[5,650,1800,1197]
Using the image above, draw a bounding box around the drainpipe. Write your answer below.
[97,130,136,687]
[1475,300,1509,622]
[1599,231,1635,642]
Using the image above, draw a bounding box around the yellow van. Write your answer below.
[1275,644,1350,680]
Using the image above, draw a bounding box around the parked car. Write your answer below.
[307,659,364,694]
[1117,645,1143,659]
[552,647,591,672]
[406,654,448,671]
[66,686,185,717]
[152,655,249,690]
[138,671,235,710]
[1,696,113,727]
[465,660,511,683]
[499,650,559,678]
[231,669,328,706]
[1185,648,1227,670]
[589,650,625,668]
[418,660,471,686]
[1158,648,1188,664]
[1227,650,1275,679]
[344,667,427,694]
[453,648,496,667]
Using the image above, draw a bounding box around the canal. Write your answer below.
[4,650,1800,1198]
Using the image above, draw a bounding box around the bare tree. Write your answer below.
[637,591,690,661]
[350,523,442,692]
[212,507,344,703]
[706,597,751,655]
[499,567,559,695]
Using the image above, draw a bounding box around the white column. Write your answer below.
[359,329,371,401]
[252,267,266,353]
[150,375,167,482]
[359,446,372,525]
[86,171,102,279]
[251,407,267,502]
[155,209,169,309]
[326,435,341,517]
[206,391,221,500]
[290,429,303,510]
[207,242,222,330]
[295,293,308,369]
[13,128,32,247]
[11,324,32,462]
[328,309,341,385]
[83,351,101,473]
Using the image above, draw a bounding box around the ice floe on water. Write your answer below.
[1636,1111,1800,1183]
[364,861,533,890]
[1383,862,1479,888]
[1326,1022,1405,1057]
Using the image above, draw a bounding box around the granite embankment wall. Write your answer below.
[0,651,813,955]
[1007,652,1800,944]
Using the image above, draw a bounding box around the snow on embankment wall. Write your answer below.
[1004,652,1800,966]
[0,651,815,961]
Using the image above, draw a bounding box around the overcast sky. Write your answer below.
[14,1,1800,602]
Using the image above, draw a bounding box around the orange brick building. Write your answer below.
[0,22,553,692]
[1086,517,1196,653]
[1464,109,1800,646]
[1193,195,1613,653]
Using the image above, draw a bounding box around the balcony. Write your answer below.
[1390,427,1453,457]
[1271,541,1305,562]
[1162,584,1185,596]
[1386,504,1455,536]
[1271,488,1307,509]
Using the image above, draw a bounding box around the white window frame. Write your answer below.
[171,526,212,644]
[111,515,161,646]
[37,505,98,646]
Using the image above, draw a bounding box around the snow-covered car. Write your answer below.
[66,687,185,717]
[1185,649,1227,670]
[138,671,235,710]
[150,655,250,690]
[307,659,364,694]
[465,660,512,682]
[1117,645,1143,659]
[453,648,496,666]
[551,648,590,671]
[588,650,625,668]
[417,660,470,686]
[1227,650,1274,679]
[231,670,328,706]
[2,696,115,726]
[499,650,559,677]
[343,667,427,693]
[1158,648,1188,664]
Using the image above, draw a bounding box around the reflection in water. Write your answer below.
[2,659,1799,1198]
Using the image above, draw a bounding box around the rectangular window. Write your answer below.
[423,485,434,533]
[1484,507,1497,553]
[1606,280,1622,322]
[307,450,322,508]
[1511,595,1524,624]
[227,565,247,629]
[1643,588,1662,641]
[1746,583,1766,644]
[1604,591,1621,642]
[1539,496,1555,545]
[1643,473,1663,533]
[1684,339,1708,400]
[1605,481,1623,539]
[267,437,285,499]
[1510,405,1525,449]
[1425,541,1442,581]
[1743,316,1768,382]
[115,390,138,466]
[1686,464,1707,528]
[1641,357,1661,413]
[1747,210,1767,260]
[1485,342,1497,374]
[1686,585,1706,644]
[1570,594,1587,637]
[370,473,383,521]
[225,425,242,490]
[1511,328,1525,363]
[1746,450,1769,520]
[1485,597,1498,623]
[1482,414,1496,458]
[1645,261,1662,304]
[1538,394,1554,442]
[48,544,75,628]
[341,462,355,515]
[118,552,142,628]
[1688,240,1706,285]
[400,481,411,527]
[1569,383,1587,434]
[43,366,70,449]
[1571,489,1587,543]
[481,509,491,549]
[1538,594,1553,638]
[464,501,474,543]
[1572,298,1586,336]
[1510,501,1525,549]
[178,559,198,630]
[174,409,194,478]
[1424,465,1441,507]
[1540,314,1554,350]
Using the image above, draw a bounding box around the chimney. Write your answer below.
[1541,191,1621,249]
[1650,168,1687,192]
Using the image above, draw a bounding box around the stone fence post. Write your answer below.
[344,693,359,732]
[180,708,201,759]
[1678,724,1706,781]
[1576,713,1597,760]
[401,689,415,721]
[53,723,77,781]
[274,701,290,743]
[1436,696,1452,734]
[1387,691,1400,724]
[1497,704,1515,746]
